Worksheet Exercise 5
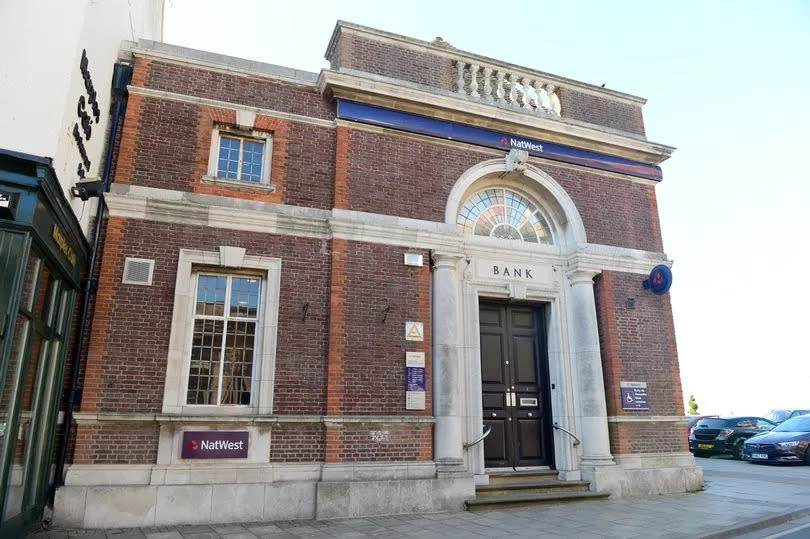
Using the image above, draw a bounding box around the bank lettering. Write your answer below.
[493,266,534,279]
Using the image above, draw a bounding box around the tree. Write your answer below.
[688,394,699,415]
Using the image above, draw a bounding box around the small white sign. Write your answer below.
[404,253,423,266]
[620,381,647,389]
[405,351,425,367]
[406,391,426,410]
[405,321,424,341]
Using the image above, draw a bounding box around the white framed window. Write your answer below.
[206,127,273,186]
[162,249,281,416]
[187,273,261,406]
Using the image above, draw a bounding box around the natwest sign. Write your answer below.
[181,431,249,459]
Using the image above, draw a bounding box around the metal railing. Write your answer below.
[464,425,492,449]
[553,422,580,446]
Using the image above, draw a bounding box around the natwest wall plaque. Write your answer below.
[181,431,249,459]
[620,381,649,411]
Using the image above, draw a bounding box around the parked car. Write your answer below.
[743,414,810,465]
[689,416,775,459]
[763,409,810,425]
[687,415,718,430]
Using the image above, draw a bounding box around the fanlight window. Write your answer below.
[457,188,553,244]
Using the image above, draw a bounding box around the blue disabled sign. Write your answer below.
[620,381,649,410]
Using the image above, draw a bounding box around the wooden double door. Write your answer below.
[480,300,554,468]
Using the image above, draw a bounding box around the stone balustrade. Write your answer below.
[455,60,562,116]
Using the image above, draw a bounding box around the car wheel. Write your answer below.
[733,441,744,460]
[805,447,810,466]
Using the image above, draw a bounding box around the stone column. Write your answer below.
[566,270,614,466]
[432,251,465,470]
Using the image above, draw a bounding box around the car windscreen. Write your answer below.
[774,416,810,432]
[696,418,732,428]
[766,410,790,423]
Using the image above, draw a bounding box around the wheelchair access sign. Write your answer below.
[620,381,649,410]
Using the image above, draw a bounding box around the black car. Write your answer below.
[689,416,775,459]
[743,414,810,464]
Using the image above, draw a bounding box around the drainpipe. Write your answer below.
[51,62,133,499]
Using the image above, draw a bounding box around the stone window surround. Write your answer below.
[204,125,274,188]
[161,248,281,417]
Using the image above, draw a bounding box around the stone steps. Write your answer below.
[465,471,609,511]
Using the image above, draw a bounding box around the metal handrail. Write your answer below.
[553,422,581,446]
[464,425,492,449]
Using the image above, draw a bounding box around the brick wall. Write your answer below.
[609,423,688,454]
[328,32,454,90]
[595,270,685,454]
[328,242,431,416]
[327,424,432,462]
[79,217,330,416]
[72,424,159,465]
[143,59,334,121]
[116,57,335,208]
[342,127,664,252]
[328,29,646,136]
[558,88,646,136]
[269,424,325,462]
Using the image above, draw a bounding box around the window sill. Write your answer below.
[200,175,276,192]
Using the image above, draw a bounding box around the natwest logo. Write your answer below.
[181,431,249,459]
[507,137,543,153]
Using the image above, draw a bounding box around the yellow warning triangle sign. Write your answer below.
[406,322,423,340]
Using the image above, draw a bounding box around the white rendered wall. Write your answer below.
[0,0,163,233]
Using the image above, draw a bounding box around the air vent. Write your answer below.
[122,257,154,286]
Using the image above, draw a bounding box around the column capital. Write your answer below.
[431,250,465,269]
[566,269,599,285]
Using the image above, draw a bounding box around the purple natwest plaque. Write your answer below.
[181,431,249,459]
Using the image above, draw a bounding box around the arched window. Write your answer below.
[457,188,553,244]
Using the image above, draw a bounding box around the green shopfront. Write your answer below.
[0,150,88,534]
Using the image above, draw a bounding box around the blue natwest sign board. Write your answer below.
[337,100,662,182]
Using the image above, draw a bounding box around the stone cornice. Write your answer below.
[607,416,689,423]
[123,39,319,86]
[326,20,647,105]
[318,70,674,165]
[104,185,671,277]
[73,412,435,425]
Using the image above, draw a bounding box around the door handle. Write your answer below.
[505,391,516,407]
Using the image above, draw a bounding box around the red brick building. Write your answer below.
[54,22,701,527]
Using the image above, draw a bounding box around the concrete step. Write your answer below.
[487,470,559,485]
[465,490,610,511]
[475,479,592,498]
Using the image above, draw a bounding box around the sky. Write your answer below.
[163,1,810,417]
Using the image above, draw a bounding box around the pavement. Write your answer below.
[28,456,810,539]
